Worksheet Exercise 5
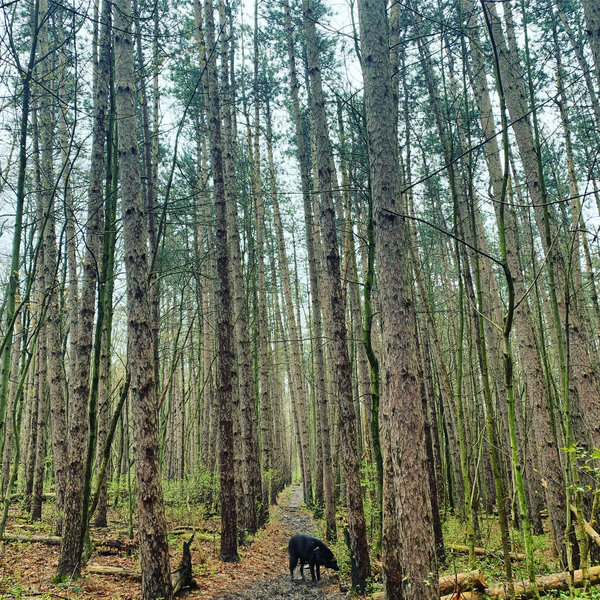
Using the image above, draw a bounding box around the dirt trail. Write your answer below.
[210,485,346,600]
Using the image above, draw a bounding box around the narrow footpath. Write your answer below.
[204,485,347,600]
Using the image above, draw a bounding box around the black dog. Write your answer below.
[288,534,339,581]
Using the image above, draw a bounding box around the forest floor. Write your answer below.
[206,485,347,600]
[0,485,350,600]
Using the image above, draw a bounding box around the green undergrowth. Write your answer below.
[1,586,56,599]
[543,590,600,599]
[441,512,558,580]
[311,507,600,598]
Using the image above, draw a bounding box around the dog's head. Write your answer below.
[313,545,339,571]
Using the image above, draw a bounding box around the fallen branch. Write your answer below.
[96,538,137,555]
[1,532,137,554]
[1,533,60,545]
[8,493,55,502]
[447,544,525,561]
[439,565,600,600]
[85,564,141,580]
[370,571,487,600]
[86,534,198,595]
[571,504,600,548]
[169,528,218,542]
[0,591,70,599]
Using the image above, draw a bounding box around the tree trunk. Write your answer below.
[490,1,600,454]
[302,0,370,589]
[467,0,569,559]
[250,6,275,518]
[356,0,437,596]
[583,0,600,94]
[1,316,22,498]
[32,0,68,538]
[30,327,47,522]
[197,0,238,561]
[94,80,118,528]
[58,0,110,574]
[114,0,172,595]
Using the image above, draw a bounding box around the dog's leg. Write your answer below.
[289,555,298,581]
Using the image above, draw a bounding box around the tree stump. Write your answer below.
[172,533,197,596]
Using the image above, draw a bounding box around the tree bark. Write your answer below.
[30,327,47,522]
[583,0,600,94]
[94,80,118,528]
[197,0,238,561]
[251,7,275,518]
[114,0,172,595]
[356,0,437,596]
[302,0,370,589]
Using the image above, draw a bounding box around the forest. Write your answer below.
[0,0,600,598]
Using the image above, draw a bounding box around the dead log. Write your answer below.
[448,544,525,561]
[172,534,198,596]
[582,520,600,549]
[169,528,218,542]
[439,571,487,595]
[1,532,137,555]
[85,564,141,580]
[439,565,600,600]
[96,538,137,556]
[169,525,195,533]
[371,572,486,600]
[571,504,600,548]
[1,533,60,545]
[9,493,55,502]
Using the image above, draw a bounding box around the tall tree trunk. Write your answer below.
[33,0,68,538]
[30,326,47,522]
[282,0,324,512]
[1,315,22,498]
[196,0,238,561]
[338,102,371,467]
[251,7,275,518]
[24,310,40,514]
[58,0,110,574]
[489,1,600,455]
[24,113,42,517]
[0,0,39,463]
[302,0,370,589]
[133,0,160,397]
[216,0,262,533]
[94,75,118,528]
[583,0,600,94]
[114,0,172,595]
[356,0,437,597]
